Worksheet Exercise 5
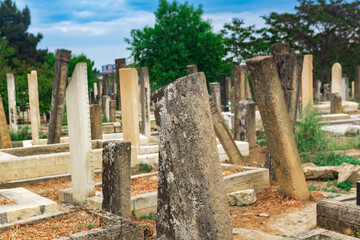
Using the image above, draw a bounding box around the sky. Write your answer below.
[14,0,299,70]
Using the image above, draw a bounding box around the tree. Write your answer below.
[126,0,225,90]
[68,54,99,90]
[0,0,46,66]
[263,0,360,83]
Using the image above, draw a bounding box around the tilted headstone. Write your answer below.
[90,104,103,140]
[102,141,131,217]
[6,73,17,131]
[220,73,229,111]
[331,63,342,95]
[102,95,111,122]
[355,66,360,102]
[110,100,116,122]
[153,72,233,239]
[247,56,309,200]
[0,95,12,149]
[209,82,221,113]
[66,62,95,204]
[115,58,126,110]
[238,100,256,148]
[301,55,313,112]
[120,68,140,166]
[186,64,198,75]
[330,93,342,114]
[140,67,151,137]
[28,70,40,145]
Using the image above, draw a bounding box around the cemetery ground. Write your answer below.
[1,108,359,239]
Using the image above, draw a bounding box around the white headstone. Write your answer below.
[140,67,151,138]
[66,62,95,204]
[6,73,17,131]
[341,76,347,101]
[331,63,342,94]
[102,95,111,122]
[27,71,40,145]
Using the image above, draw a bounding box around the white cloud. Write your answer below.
[73,10,96,18]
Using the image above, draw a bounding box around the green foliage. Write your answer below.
[139,163,153,173]
[102,116,108,123]
[307,184,320,191]
[126,0,226,90]
[140,212,156,220]
[256,128,267,146]
[335,180,352,192]
[312,152,360,167]
[9,125,32,141]
[68,54,98,90]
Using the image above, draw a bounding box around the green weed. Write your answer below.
[9,125,32,141]
[308,184,320,191]
[335,180,353,191]
[139,163,152,173]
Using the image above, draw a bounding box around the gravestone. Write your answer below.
[355,66,360,102]
[352,81,355,100]
[6,73,17,131]
[342,75,348,101]
[110,100,116,122]
[115,58,126,109]
[90,104,103,140]
[314,79,322,101]
[66,62,94,204]
[186,64,198,75]
[93,82,98,103]
[331,63,342,95]
[120,68,140,166]
[301,55,313,112]
[111,78,117,100]
[209,82,222,113]
[0,95,12,149]
[102,141,131,217]
[324,83,331,101]
[102,95,111,122]
[226,77,232,106]
[140,67,151,138]
[28,70,40,145]
[220,73,229,111]
[98,79,103,105]
[153,72,233,240]
[247,56,309,200]
[103,74,110,96]
[48,49,71,144]
[239,100,256,148]
[330,93,342,114]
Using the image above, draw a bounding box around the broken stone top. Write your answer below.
[270,42,290,55]
[55,49,71,63]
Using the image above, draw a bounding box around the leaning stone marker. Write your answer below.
[238,100,256,148]
[66,62,94,204]
[28,70,40,145]
[115,58,126,109]
[153,72,233,240]
[330,93,342,114]
[0,95,12,149]
[90,104,103,140]
[331,62,342,95]
[247,56,309,200]
[48,49,71,144]
[140,67,151,138]
[210,82,222,113]
[355,66,360,102]
[220,73,229,111]
[102,141,131,217]
[6,73,17,131]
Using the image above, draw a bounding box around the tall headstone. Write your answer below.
[6,73,17,131]
[102,95,111,122]
[352,81,355,100]
[102,141,131,217]
[111,78,117,100]
[93,82,98,103]
[342,75,348,101]
[220,73,228,111]
[247,56,309,200]
[0,95,12,149]
[115,58,126,110]
[28,70,40,145]
[48,49,71,144]
[120,68,140,166]
[331,62,342,95]
[355,66,360,102]
[110,100,116,122]
[330,93,342,114]
[314,79,322,101]
[140,67,151,137]
[66,62,94,204]
[186,64,198,75]
[97,79,103,104]
[90,104,103,140]
[103,74,110,96]
[153,72,233,239]
[238,100,256,148]
[226,77,232,106]
[209,82,221,113]
[301,55,313,111]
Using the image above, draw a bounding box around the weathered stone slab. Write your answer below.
[109,100,116,122]
[337,163,360,184]
[331,93,342,114]
[355,66,360,102]
[303,166,338,180]
[210,82,222,113]
[321,113,350,120]
[345,127,359,137]
[102,95,111,122]
[227,189,256,206]
[115,58,126,109]
[332,62,342,95]
[90,104,103,140]
[238,100,256,148]
[66,62,95,204]
[27,71,40,145]
[153,72,234,240]
[48,49,71,144]
[0,95,12,149]
[286,228,358,240]
[102,141,131,217]
[6,73,17,131]
[97,79,103,104]
[93,82,98,102]
[247,56,309,199]
[301,55,313,111]
[140,67,151,137]
[220,73,229,112]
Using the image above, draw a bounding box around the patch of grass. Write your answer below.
[312,152,360,166]
[139,212,156,220]
[9,125,32,141]
[102,116,108,123]
[139,163,152,173]
[308,184,320,191]
[256,128,267,146]
[335,180,353,191]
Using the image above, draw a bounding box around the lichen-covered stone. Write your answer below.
[90,104,103,140]
[330,93,342,114]
[238,100,256,148]
[227,189,256,206]
[153,72,233,240]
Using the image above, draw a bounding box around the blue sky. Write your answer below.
[14,0,299,70]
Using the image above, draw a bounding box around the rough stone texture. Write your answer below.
[27,70,40,145]
[331,62,342,95]
[345,127,359,137]
[186,64,198,75]
[102,73,110,95]
[102,95,111,122]
[220,73,229,111]
[247,56,309,200]
[0,95,12,149]
[355,66,360,102]
[286,228,358,240]
[140,67,151,137]
[270,42,290,55]
[90,104,103,140]
[48,49,71,144]
[323,83,331,101]
[115,58,126,110]
[303,166,338,180]
[102,141,131,217]
[6,73,17,131]
[227,189,256,206]
[66,62,95,204]
[210,97,244,165]
[210,82,222,113]
[93,82,98,103]
[120,68,140,166]
[301,55,313,111]
[337,163,360,184]
[342,75,349,101]
[152,72,234,240]
[109,100,116,122]
[238,100,256,148]
[330,93,342,114]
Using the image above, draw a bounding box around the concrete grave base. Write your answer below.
[315,101,359,113]
[0,187,57,224]
[286,228,358,239]
[0,208,143,239]
[317,195,360,236]
[321,113,351,120]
